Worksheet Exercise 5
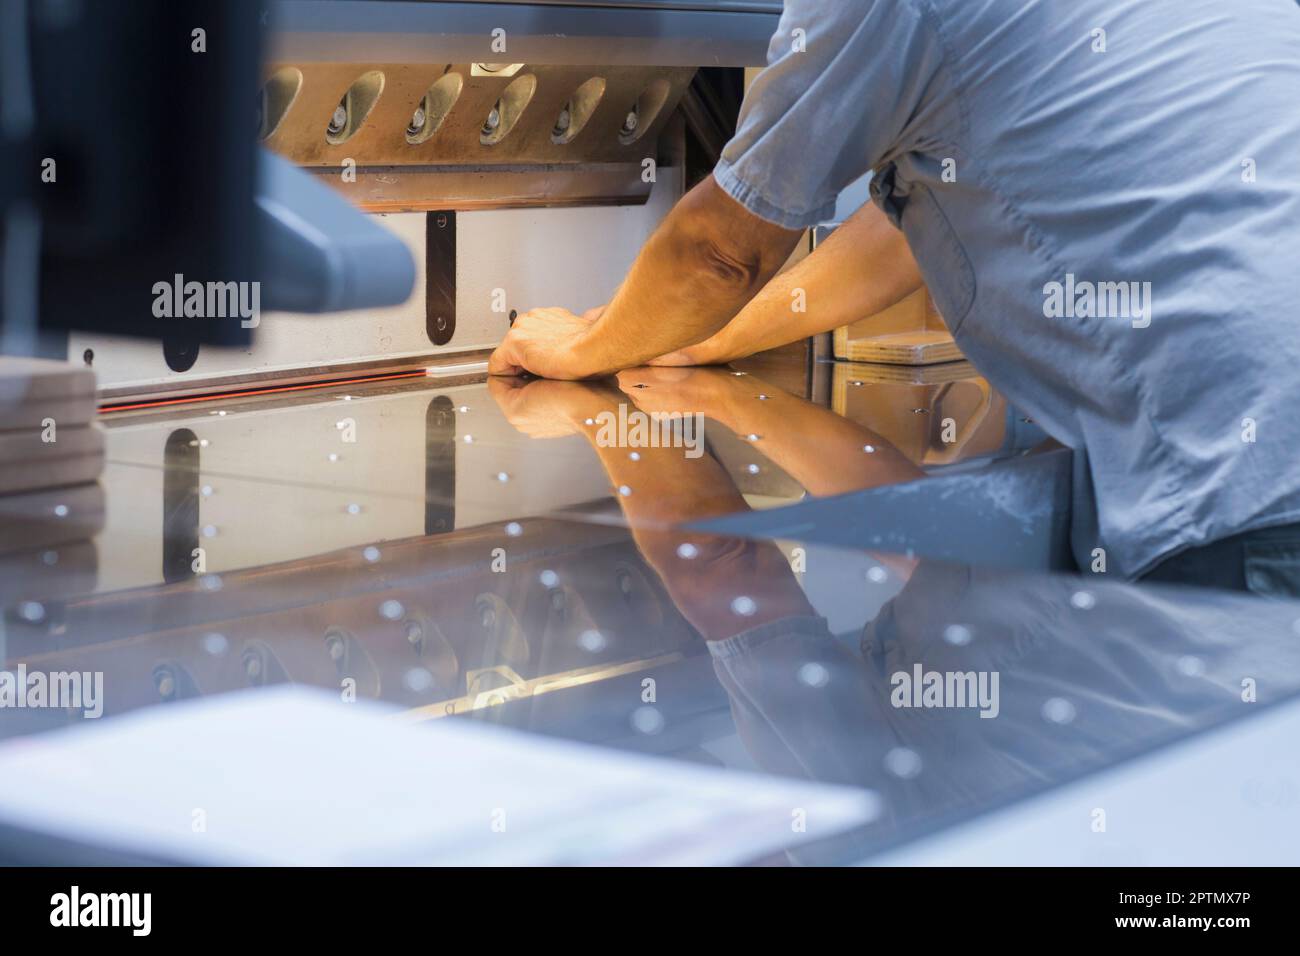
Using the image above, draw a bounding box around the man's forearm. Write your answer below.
[572,177,802,375]
[674,201,923,364]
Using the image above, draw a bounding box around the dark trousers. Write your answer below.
[1141,522,1300,597]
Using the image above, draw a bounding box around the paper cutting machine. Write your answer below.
[63,0,786,404]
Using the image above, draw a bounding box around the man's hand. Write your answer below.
[615,366,741,417]
[487,307,601,379]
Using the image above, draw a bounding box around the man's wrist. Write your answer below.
[696,328,737,366]
[569,324,628,378]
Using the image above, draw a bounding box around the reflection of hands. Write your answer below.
[487,307,601,379]
[623,366,925,497]
[487,376,620,439]
[615,366,752,422]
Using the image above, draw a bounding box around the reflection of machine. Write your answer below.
[0,517,703,740]
[832,361,1011,467]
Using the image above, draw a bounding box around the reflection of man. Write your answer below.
[490,372,883,814]
[490,1,1300,589]
[488,374,1300,868]
[490,372,1300,863]
[490,373,817,641]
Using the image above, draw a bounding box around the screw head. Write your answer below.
[329,104,348,133]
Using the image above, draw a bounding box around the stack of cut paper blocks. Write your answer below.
[0,356,104,610]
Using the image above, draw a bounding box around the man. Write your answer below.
[489,0,1300,589]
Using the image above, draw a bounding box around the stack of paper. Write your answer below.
[0,356,102,495]
[0,357,104,610]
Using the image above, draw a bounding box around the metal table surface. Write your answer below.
[2,358,1297,864]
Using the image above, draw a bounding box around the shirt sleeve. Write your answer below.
[714,0,944,229]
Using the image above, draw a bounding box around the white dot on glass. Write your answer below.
[201,485,214,497]
[746,434,761,442]
[944,624,972,646]
[579,629,607,653]
[200,574,223,592]
[677,543,699,560]
[863,444,876,454]
[1070,591,1096,610]
[463,435,474,443]
[1042,697,1077,724]
[495,472,509,483]
[328,453,339,462]
[380,599,404,621]
[884,747,922,779]
[798,662,830,688]
[628,451,641,461]
[630,706,665,735]
[53,504,69,518]
[201,632,229,656]
[731,595,757,617]
[746,464,760,474]
[618,485,632,497]
[346,503,362,515]
[41,551,58,566]
[583,418,595,426]
[757,394,769,401]
[18,601,45,623]
[1176,655,1206,677]
[539,570,559,588]
[199,439,210,448]
[363,546,381,563]
[458,405,470,413]
[867,566,888,584]
[505,522,523,537]
[403,667,434,692]
[202,525,218,538]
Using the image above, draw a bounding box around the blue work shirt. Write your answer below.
[714,0,1300,578]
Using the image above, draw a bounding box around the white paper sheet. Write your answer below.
[0,687,880,865]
